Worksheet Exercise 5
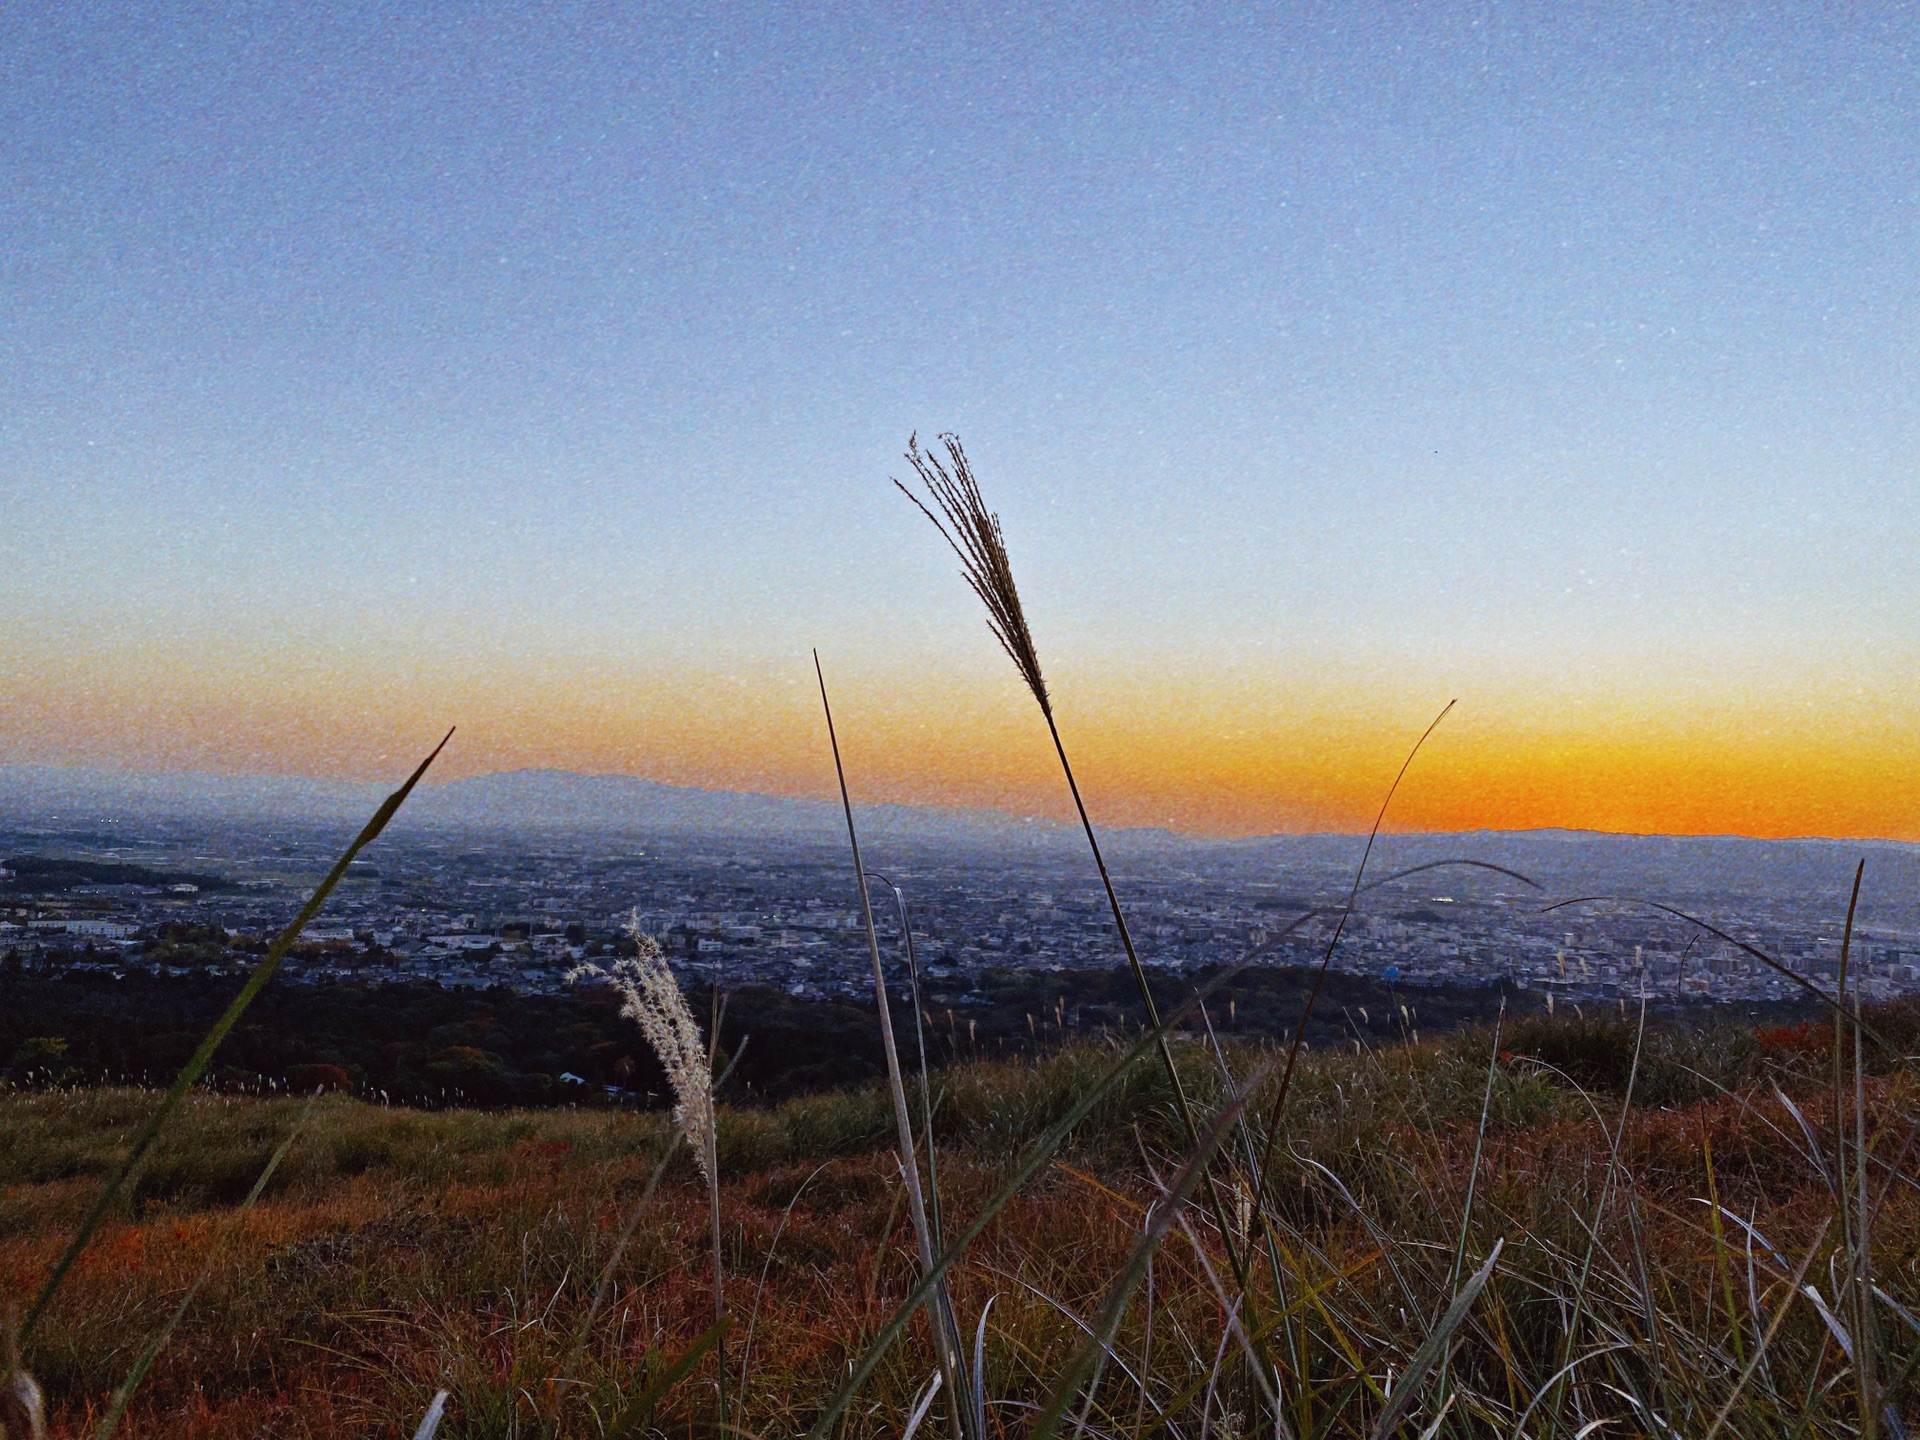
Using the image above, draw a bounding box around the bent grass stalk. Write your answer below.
[867,870,946,1250]
[1251,700,1455,1208]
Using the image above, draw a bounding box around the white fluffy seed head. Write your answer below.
[3,1364,46,1440]
[569,916,715,1181]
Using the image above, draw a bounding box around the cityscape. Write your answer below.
[7,796,1918,1015]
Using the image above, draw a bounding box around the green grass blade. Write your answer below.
[604,1317,729,1440]
[1702,1215,1835,1440]
[1026,1072,1264,1440]
[1368,1238,1503,1440]
[21,728,452,1343]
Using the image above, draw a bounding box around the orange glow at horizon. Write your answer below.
[5,644,1918,842]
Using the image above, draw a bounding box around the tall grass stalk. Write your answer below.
[895,432,1259,1316]
[815,651,972,1440]
[20,728,453,1346]
[868,871,946,1250]
[1835,861,1884,1440]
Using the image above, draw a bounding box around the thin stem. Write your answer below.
[870,873,946,1251]
[1253,701,1455,1206]
[707,983,728,1432]
[1040,710,1262,1322]
[816,652,970,1440]
[1837,861,1876,1440]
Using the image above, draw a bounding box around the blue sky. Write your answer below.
[3,3,1917,834]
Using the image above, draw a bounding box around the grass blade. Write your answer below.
[1703,1216,1835,1440]
[1028,1069,1268,1440]
[21,728,452,1343]
[973,1294,995,1440]
[816,652,972,1439]
[605,1317,729,1440]
[412,1389,451,1440]
[902,1371,945,1440]
[1368,1238,1504,1440]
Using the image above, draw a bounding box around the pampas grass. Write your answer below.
[571,927,716,1186]
[570,920,727,1426]
[896,432,1260,1308]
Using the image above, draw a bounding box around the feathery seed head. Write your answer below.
[894,432,1051,719]
[569,916,715,1181]
[1,1371,44,1440]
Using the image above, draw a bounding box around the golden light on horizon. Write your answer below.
[6,640,1917,843]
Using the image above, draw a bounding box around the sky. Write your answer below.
[3,2,1917,838]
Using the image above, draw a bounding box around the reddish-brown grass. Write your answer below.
[4,1024,1916,1438]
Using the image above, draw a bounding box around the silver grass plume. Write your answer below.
[894,433,1051,720]
[571,920,716,1183]
[1,1367,44,1440]
[2,1317,43,1440]
[893,430,1267,1333]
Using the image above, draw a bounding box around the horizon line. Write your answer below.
[3,757,1915,851]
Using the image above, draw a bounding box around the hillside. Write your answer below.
[5,1008,1917,1438]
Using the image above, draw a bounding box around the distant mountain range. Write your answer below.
[0,762,1082,847]
[2,762,1913,900]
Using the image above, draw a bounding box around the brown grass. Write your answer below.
[5,1020,1916,1438]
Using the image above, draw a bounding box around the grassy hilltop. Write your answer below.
[6,1005,1917,1438]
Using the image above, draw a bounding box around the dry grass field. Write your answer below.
[6,1011,1916,1439]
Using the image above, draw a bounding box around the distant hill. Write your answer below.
[407,767,1079,845]
[2,763,1913,902]
[0,762,1081,848]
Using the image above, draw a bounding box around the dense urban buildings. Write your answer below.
[6,813,1916,1013]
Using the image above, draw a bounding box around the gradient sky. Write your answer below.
[4,3,1917,838]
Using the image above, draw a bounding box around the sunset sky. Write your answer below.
[4,5,1917,838]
